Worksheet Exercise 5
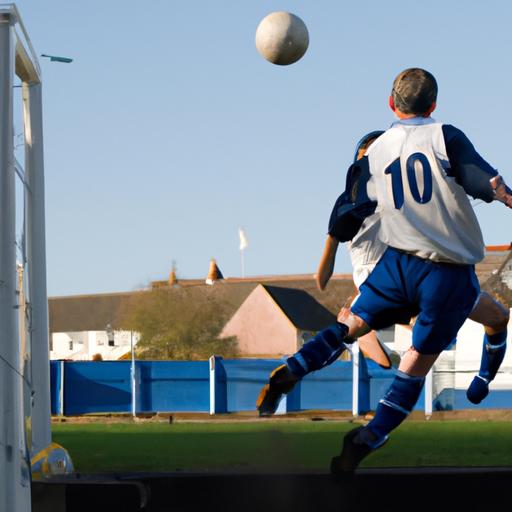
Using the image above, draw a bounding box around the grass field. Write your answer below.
[52,419,512,473]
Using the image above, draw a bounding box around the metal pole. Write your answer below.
[351,344,359,416]
[0,12,31,511]
[240,249,245,278]
[130,331,136,418]
[59,360,65,416]
[424,368,433,418]
[209,355,216,415]
[23,80,51,456]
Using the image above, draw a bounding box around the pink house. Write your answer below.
[220,284,337,357]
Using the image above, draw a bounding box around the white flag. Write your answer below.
[239,228,248,251]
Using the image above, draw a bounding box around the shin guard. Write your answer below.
[479,330,507,381]
[467,330,507,404]
[286,322,349,377]
[366,371,425,444]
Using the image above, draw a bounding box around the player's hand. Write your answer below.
[337,307,351,323]
[490,175,512,208]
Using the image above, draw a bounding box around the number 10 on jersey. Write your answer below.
[385,152,433,209]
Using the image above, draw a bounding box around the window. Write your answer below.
[106,324,115,347]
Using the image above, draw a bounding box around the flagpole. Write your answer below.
[238,227,248,278]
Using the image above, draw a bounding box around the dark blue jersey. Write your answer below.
[327,157,376,242]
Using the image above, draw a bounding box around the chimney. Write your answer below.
[205,258,224,285]
[168,262,178,287]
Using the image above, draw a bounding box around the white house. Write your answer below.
[48,291,140,361]
[50,329,139,361]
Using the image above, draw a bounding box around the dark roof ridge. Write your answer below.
[261,284,336,331]
[49,290,145,301]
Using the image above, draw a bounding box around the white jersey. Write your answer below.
[366,118,485,265]
[349,212,386,288]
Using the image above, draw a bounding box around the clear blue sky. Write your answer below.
[13,1,512,296]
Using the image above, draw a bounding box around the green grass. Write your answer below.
[52,420,512,473]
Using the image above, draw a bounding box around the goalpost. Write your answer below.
[0,4,59,510]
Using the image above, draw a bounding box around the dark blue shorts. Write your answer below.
[351,247,480,354]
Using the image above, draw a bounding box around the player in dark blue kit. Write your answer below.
[258,128,509,411]
[323,130,510,405]
[257,68,512,474]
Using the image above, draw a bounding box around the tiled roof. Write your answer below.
[48,291,137,333]
[151,272,352,289]
[49,276,355,334]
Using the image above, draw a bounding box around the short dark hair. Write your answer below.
[392,68,438,115]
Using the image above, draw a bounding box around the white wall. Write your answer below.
[50,330,139,361]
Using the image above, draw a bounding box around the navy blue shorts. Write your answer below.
[351,247,480,354]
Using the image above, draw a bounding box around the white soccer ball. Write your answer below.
[255,11,309,66]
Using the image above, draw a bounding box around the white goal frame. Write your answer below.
[0,4,50,511]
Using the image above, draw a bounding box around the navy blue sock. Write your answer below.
[467,330,507,404]
[286,322,349,377]
[365,371,425,445]
[479,330,507,381]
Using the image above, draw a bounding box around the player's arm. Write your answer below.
[316,235,338,290]
[443,124,512,207]
[316,169,356,291]
[318,159,377,290]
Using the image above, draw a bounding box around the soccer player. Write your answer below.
[320,131,510,407]
[330,68,512,473]
[256,68,512,474]
[258,129,509,416]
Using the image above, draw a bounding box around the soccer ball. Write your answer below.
[255,11,309,66]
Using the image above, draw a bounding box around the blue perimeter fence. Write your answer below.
[49,354,439,416]
[50,353,512,416]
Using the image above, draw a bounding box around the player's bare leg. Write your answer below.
[337,307,371,339]
[466,292,509,404]
[337,307,398,368]
[468,292,509,333]
[331,348,438,475]
[398,347,439,376]
[256,311,369,416]
[357,331,397,369]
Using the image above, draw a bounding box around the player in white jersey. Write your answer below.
[331,68,512,474]
[257,68,512,475]
[318,130,509,409]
